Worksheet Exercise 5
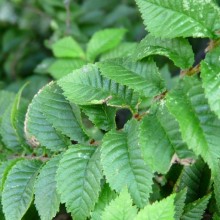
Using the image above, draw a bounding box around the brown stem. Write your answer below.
[180,63,201,77]
[64,0,71,35]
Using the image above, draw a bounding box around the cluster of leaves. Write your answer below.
[1,0,220,220]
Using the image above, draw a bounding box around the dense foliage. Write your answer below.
[1,0,220,219]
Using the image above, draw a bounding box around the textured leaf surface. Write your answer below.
[58,64,139,112]
[0,104,20,151]
[0,90,28,151]
[38,82,88,143]
[25,85,69,151]
[181,194,211,220]
[140,103,193,174]
[98,58,165,97]
[2,160,42,220]
[213,162,220,214]
[87,28,126,61]
[0,159,22,193]
[166,76,220,174]
[34,155,61,220]
[91,184,116,220]
[136,0,220,38]
[101,188,137,220]
[174,159,210,203]
[48,59,86,79]
[101,119,153,208]
[81,104,116,131]
[174,189,187,220]
[100,42,137,61]
[52,36,85,59]
[56,145,102,220]
[201,46,220,119]
[135,194,175,220]
[134,35,194,69]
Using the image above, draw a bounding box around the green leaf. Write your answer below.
[91,184,116,220]
[24,85,69,151]
[174,189,187,220]
[201,46,220,119]
[135,194,175,220]
[135,0,220,38]
[0,203,4,220]
[51,36,85,59]
[140,103,193,174]
[58,64,139,112]
[0,85,28,151]
[1,104,21,151]
[87,28,126,61]
[134,35,194,69]
[34,155,61,220]
[101,119,153,208]
[2,160,42,220]
[0,90,15,120]
[56,145,102,220]
[101,188,137,220]
[48,59,86,80]
[34,58,54,74]
[100,42,137,61]
[38,82,88,143]
[213,161,220,214]
[181,194,211,220]
[166,76,220,174]
[98,58,165,97]
[174,159,210,203]
[81,104,116,131]
[214,213,220,220]
[0,159,22,193]
[11,83,29,144]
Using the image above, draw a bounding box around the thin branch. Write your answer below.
[64,0,71,35]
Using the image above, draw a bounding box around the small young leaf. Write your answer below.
[91,184,116,220]
[101,119,153,208]
[56,145,102,220]
[58,64,139,112]
[166,76,220,174]
[34,155,62,220]
[140,103,193,174]
[48,58,86,80]
[134,36,194,69]
[136,0,220,39]
[201,46,220,119]
[135,194,176,220]
[101,188,137,220]
[181,194,211,220]
[2,160,42,220]
[52,36,85,59]
[87,28,126,61]
[81,104,116,131]
[98,58,165,97]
